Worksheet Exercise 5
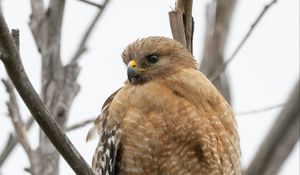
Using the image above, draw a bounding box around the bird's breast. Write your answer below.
[112,82,203,174]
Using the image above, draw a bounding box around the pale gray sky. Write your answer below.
[0,0,299,174]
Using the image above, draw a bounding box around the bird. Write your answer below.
[87,36,241,175]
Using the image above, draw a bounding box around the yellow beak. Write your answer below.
[127,60,141,84]
[128,60,137,68]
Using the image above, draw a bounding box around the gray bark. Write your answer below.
[0,6,95,174]
[246,80,299,175]
[169,0,194,53]
[200,0,236,103]
[29,0,81,174]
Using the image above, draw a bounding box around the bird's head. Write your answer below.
[122,36,197,85]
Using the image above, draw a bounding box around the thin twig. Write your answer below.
[237,103,285,116]
[0,134,16,167]
[70,0,110,64]
[76,0,104,9]
[0,117,93,167]
[209,0,278,82]
[0,118,34,167]
[67,118,94,132]
[2,79,37,174]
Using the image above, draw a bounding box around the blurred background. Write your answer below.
[0,0,299,174]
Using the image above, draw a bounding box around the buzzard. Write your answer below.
[87,36,241,175]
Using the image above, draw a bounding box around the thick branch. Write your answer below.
[70,0,110,64]
[0,8,95,175]
[169,0,194,53]
[2,29,37,173]
[246,80,299,175]
[209,0,277,82]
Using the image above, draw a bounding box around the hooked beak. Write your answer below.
[127,60,142,83]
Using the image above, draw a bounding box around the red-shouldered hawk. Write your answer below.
[87,36,241,175]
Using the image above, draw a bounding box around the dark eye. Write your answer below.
[146,54,159,64]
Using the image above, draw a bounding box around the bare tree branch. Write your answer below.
[2,79,38,175]
[169,0,194,53]
[0,0,110,165]
[169,11,187,48]
[0,29,38,174]
[246,80,299,175]
[200,0,236,103]
[11,29,20,51]
[176,0,194,53]
[0,118,34,167]
[29,0,45,52]
[0,116,93,167]
[209,0,278,82]
[67,118,94,132]
[70,0,110,64]
[29,0,83,173]
[2,80,27,150]
[76,0,104,8]
[0,134,16,167]
[31,0,44,16]
[0,8,95,175]
[236,103,285,116]
[1,28,35,169]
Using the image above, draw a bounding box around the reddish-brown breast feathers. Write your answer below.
[90,68,241,175]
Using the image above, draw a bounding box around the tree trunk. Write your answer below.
[30,0,80,174]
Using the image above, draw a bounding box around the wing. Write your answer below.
[165,69,241,174]
[87,88,122,175]
[92,126,120,175]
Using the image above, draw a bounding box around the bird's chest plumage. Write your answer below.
[110,82,204,175]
